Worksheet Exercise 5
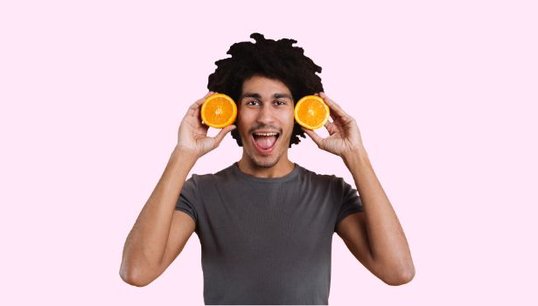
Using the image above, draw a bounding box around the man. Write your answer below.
[120,33,415,305]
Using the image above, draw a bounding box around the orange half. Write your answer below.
[201,93,237,128]
[294,95,330,130]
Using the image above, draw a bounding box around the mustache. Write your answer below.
[248,124,282,134]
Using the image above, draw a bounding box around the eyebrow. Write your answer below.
[240,92,293,100]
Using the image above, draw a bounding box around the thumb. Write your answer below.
[212,124,236,146]
[303,128,324,148]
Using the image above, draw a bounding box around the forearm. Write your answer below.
[121,147,197,274]
[343,147,414,277]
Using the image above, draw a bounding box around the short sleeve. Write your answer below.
[334,179,363,231]
[175,176,199,225]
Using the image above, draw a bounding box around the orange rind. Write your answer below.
[201,93,237,128]
[294,95,330,130]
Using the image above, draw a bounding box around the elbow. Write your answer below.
[119,263,154,287]
[380,263,415,286]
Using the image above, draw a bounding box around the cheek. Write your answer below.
[284,112,295,130]
[236,109,252,126]
[236,111,256,139]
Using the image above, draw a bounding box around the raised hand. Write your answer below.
[302,92,365,159]
[176,92,236,158]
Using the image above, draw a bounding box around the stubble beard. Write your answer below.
[245,149,282,169]
[241,124,289,169]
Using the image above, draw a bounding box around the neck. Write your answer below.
[237,156,295,178]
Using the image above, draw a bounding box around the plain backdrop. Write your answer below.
[1,0,537,305]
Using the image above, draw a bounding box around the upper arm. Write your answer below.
[336,210,415,286]
[156,210,196,275]
[336,212,376,271]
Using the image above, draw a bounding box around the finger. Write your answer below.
[186,91,215,123]
[212,124,236,146]
[324,121,338,135]
[190,91,214,110]
[319,92,349,118]
[303,128,324,148]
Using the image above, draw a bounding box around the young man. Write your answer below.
[120,33,415,305]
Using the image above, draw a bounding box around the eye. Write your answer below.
[245,100,260,106]
[274,100,288,106]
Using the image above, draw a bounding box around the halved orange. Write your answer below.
[294,95,330,130]
[201,93,237,128]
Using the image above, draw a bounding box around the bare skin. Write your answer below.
[305,92,415,285]
[120,76,414,287]
[236,76,296,178]
[119,92,235,286]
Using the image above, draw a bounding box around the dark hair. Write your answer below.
[207,33,324,147]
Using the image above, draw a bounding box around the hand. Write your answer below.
[176,92,236,158]
[303,92,365,159]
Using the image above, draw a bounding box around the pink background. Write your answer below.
[1,0,537,305]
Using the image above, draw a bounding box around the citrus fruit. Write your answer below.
[294,95,330,130]
[201,93,237,128]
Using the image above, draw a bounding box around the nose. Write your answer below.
[255,104,275,125]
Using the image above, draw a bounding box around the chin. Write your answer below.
[241,132,291,169]
[249,155,280,168]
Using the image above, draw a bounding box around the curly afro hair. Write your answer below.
[207,33,324,147]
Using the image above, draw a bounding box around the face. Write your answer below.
[237,75,295,170]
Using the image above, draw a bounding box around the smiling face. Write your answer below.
[236,75,296,177]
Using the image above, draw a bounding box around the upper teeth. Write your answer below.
[254,132,278,136]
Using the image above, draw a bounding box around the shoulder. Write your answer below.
[296,164,345,184]
[295,165,350,191]
[186,164,237,186]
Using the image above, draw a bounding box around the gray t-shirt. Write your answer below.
[176,163,363,305]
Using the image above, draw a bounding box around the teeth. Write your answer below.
[253,132,278,137]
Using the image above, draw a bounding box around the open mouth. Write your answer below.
[251,131,280,153]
